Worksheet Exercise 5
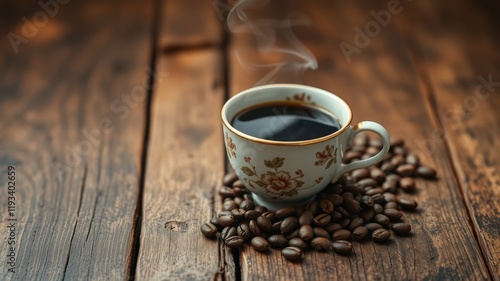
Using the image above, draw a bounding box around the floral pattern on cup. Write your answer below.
[225,132,237,158]
[314,144,337,169]
[286,93,316,105]
[240,156,324,199]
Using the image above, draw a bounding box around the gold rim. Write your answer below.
[221,84,353,146]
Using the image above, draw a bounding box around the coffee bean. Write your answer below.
[332,229,351,241]
[234,197,243,205]
[281,217,298,234]
[255,216,272,233]
[341,192,354,200]
[294,206,305,216]
[231,209,246,220]
[383,208,403,221]
[251,236,269,252]
[366,146,381,156]
[219,186,235,198]
[221,226,238,240]
[330,183,344,194]
[358,178,377,188]
[255,206,268,213]
[223,172,238,186]
[320,199,335,214]
[244,210,261,220]
[352,226,369,241]
[390,137,404,147]
[373,204,384,214]
[344,151,362,163]
[223,200,239,211]
[344,198,362,214]
[361,196,374,209]
[397,164,415,177]
[381,162,396,174]
[275,207,295,219]
[391,223,412,235]
[262,211,277,222]
[384,201,399,210]
[282,247,303,261]
[365,223,383,232]
[324,223,342,234]
[313,227,330,239]
[268,234,288,248]
[400,177,415,193]
[249,220,261,236]
[344,184,364,195]
[416,166,437,179]
[306,200,319,214]
[372,229,391,243]
[210,217,223,231]
[329,194,344,206]
[225,236,244,248]
[271,221,282,234]
[383,192,397,203]
[332,240,353,255]
[405,153,420,166]
[313,213,331,226]
[340,218,350,228]
[369,138,383,148]
[239,199,255,211]
[371,194,385,205]
[233,187,246,197]
[285,229,300,240]
[386,174,401,184]
[354,133,369,146]
[299,211,314,226]
[370,167,386,183]
[352,169,369,181]
[393,146,406,156]
[382,181,397,193]
[311,237,332,251]
[348,217,364,231]
[398,198,418,211]
[237,223,252,241]
[331,211,343,221]
[373,214,390,226]
[299,225,314,241]
[200,223,218,238]
[218,215,235,227]
[361,209,375,222]
[391,155,405,166]
[288,238,308,250]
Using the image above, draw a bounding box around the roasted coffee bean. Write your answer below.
[397,164,415,177]
[223,172,238,186]
[358,178,377,188]
[406,153,420,166]
[306,200,319,214]
[381,162,396,174]
[383,192,397,203]
[373,214,390,226]
[219,186,235,198]
[416,166,437,179]
[249,220,261,236]
[313,213,331,226]
[251,236,269,251]
[324,223,342,234]
[223,200,239,211]
[371,194,385,205]
[329,194,344,206]
[365,188,384,196]
[320,199,335,214]
[289,238,308,250]
[299,225,314,241]
[286,229,300,239]
[237,223,252,241]
[382,180,397,193]
[400,177,415,193]
[221,226,238,240]
[239,199,255,211]
[369,138,383,148]
[231,209,246,220]
[372,229,391,243]
[340,218,350,228]
[262,211,277,222]
[344,198,362,214]
[393,146,406,156]
[282,247,303,261]
[370,167,386,183]
[281,217,298,234]
[218,215,235,227]
[365,223,383,232]
[225,236,244,248]
[348,217,364,231]
[271,221,282,234]
[352,226,369,241]
[313,227,330,239]
[361,209,375,222]
[354,133,369,146]
[200,223,218,238]
[233,187,246,197]
[373,204,384,214]
[255,206,268,213]
[384,202,399,210]
[294,205,305,216]
[330,183,344,194]
[361,196,374,209]
[244,210,261,220]
[299,211,314,226]
[383,209,403,221]
[386,174,401,184]
[398,198,418,211]
[332,229,351,241]
[234,197,243,205]
[341,192,354,200]
[391,223,412,235]
[391,155,405,166]
[311,237,332,251]
[209,217,223,231]
[331,211,343,221]
[352,168,369,181]
[332,240,353,254]
[344,151,362,163]
[268,234,288,248]
[390,137,404,147]
[275,207,295,219]
[366,146,381,156]
[344,184,364,195]
[256,216,273,233]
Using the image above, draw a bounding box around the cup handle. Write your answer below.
[337,121,391,176]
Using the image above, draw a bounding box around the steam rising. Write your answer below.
[227,0,318,85]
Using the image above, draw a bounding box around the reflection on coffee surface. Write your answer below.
[231,102,341,141]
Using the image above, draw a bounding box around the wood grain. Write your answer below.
[226,0,491,280]
[396,0,500,279]
[0,0,152,280]
[136,0,228,278]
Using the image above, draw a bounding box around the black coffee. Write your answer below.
[231,102,341,141]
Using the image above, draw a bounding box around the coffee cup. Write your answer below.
[221,84,390,210]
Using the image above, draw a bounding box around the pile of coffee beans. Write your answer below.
[200,135,437,261]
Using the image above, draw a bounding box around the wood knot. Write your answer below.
[164,221,189,232]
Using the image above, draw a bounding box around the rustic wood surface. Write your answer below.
[0,0,498,280]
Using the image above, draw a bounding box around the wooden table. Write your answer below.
[1,0,499,280]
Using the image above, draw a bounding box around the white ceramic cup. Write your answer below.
[222,84,390,210]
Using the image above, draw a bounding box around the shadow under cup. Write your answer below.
[221,84,387,210]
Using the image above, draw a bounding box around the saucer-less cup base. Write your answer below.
[222,84,390,211]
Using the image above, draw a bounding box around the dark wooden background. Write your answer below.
[0,0,499,280]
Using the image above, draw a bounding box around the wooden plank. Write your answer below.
[0,0,151,280]
[395,0,500,279]
[227,0,491,280]
[136,0,229,278]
